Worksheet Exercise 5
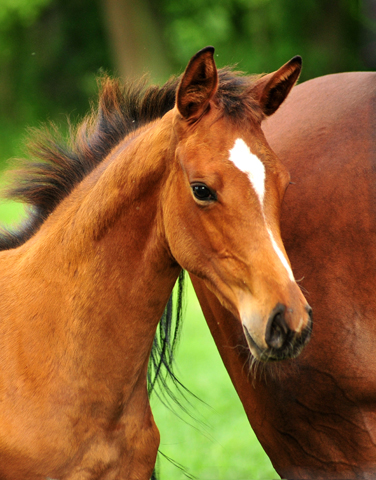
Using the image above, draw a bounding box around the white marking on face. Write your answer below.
[229,138,265,205]
[267,228,295,281]
[229,138,295,281]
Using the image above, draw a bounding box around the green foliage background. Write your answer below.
[0,0,372,167]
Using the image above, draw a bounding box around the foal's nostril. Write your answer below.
[265,303,289,350]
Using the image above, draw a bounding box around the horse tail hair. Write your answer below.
[148,270,202,479]
[147,270,187,403]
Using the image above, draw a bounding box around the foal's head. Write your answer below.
[163,47,312,361]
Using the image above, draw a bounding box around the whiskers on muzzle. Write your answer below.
[243,312,312,363]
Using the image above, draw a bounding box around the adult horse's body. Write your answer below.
[0,48,311,479]
[191,71,376,479]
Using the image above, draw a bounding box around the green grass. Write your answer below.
[151,281,278,480]
[0,176,279,480]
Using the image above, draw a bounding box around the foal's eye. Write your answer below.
[191,183,216,202]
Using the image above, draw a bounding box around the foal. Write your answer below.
[0,47,310,479]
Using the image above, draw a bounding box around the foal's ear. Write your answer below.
[252,56,302,117]
[176,46,218,121]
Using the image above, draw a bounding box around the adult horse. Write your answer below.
[191,70,376,479]
[0,47,311,479]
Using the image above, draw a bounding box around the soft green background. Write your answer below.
[0,0,373,170]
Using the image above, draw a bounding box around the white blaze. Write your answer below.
[228,138,295,281]
[229,138,265,205]
[267,228,295,281]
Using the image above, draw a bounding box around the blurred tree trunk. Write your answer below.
[100,0,172,82]
[361,0,376,68]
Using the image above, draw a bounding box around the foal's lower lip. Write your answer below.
[242,324,263,356]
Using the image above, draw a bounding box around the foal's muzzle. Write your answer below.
[243,303,312,362]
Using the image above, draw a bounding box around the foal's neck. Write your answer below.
[15,115,180,384]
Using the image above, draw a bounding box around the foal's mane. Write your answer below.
[0,75,179,250]
[0,67,262,251]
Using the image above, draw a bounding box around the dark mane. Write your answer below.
[0,75,179,250]
[0,68,262,251]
